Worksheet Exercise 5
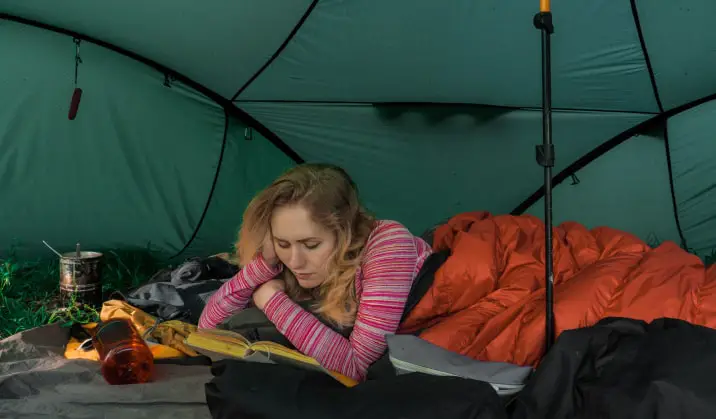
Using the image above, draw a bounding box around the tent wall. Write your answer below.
[179,117,295,258]
[2,0,716,260]
[241,102,651,235]
[0,22,294,259]
[524,98,716,258]
[524,129,682,248]
[668,100,716,255]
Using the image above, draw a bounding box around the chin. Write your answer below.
[297,279,321,289]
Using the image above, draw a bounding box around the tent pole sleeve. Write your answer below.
[533,7,555,355]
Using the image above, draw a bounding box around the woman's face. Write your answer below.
[270,204,336,289]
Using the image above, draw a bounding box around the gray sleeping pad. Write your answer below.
[385,334,533,396]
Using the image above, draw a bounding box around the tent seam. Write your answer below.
[0,13,305,165]
[630,0,664,113]
[230,0,320,101]
[170,109,231,259]
[661,123,689,250]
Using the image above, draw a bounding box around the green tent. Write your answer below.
[1,1,715,261]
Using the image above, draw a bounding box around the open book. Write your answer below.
[184,328,358,387]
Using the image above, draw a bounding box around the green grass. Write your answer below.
[0,247,167,339]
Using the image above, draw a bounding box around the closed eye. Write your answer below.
[304,242,320,250]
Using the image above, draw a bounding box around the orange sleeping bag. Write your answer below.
[399,211,716,367]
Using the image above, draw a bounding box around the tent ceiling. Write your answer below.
[0,0,315,98]
[3,1,715,114]
[238,0,656,111]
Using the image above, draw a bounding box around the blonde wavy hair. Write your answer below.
[235,163,376,328]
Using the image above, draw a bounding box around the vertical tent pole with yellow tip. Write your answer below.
[533,0,556,354]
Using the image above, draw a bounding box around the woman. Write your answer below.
[198,163,433,381]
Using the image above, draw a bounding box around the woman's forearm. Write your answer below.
[198,254,282,329]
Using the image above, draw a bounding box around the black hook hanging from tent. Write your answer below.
[570,173,580,185]
[533,0,556,355]
[69,37,83,120]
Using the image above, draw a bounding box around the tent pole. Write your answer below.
[534,0,555,354]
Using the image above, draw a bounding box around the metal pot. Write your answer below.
[59,251,104,307]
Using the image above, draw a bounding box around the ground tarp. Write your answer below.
[0,323,213,419]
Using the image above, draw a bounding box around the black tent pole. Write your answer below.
[534,1,555,354]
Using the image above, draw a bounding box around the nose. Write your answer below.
[287,248,306,270]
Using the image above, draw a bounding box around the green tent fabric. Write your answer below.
[0,1,715,260]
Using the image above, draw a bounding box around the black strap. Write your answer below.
[400,249,449,324]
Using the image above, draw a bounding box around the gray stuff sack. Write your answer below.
[111,256,239,324]
[385,334,532,397]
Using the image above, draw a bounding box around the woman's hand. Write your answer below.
[252,279,286,310]
[261,230,279,267]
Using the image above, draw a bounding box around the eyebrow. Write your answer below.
[273,236,321,243]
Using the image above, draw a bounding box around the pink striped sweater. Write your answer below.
[198,220,433,381]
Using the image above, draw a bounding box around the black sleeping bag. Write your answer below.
[509,317,716,419]
[205,360,508,419]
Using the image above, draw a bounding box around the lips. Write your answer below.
[295,273,313,280]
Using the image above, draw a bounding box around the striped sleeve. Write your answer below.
[198,253,283,329]
[262,221,430,381]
